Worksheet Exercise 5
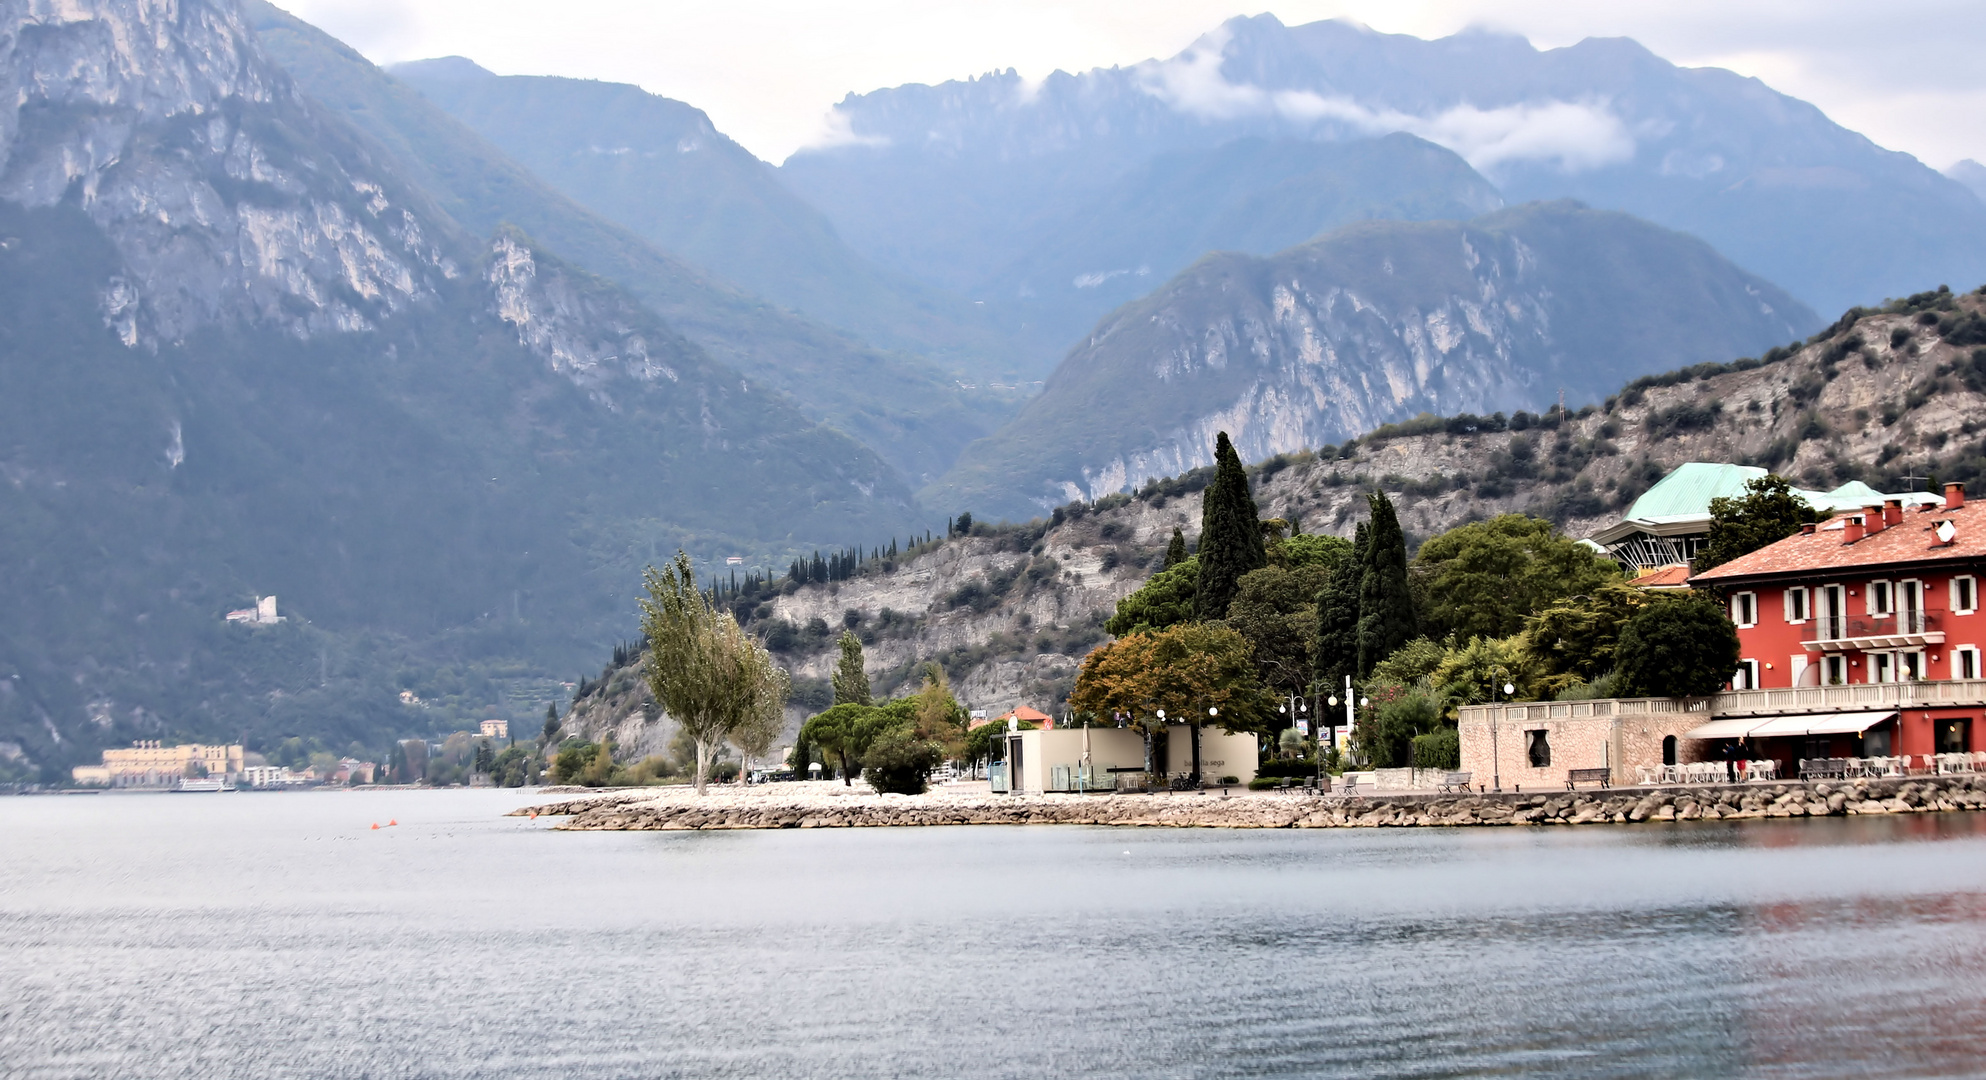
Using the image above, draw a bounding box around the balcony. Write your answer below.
[1801,609,1944,652]
[1457,679,1986,724]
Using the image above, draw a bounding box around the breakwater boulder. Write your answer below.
[511,775,1986,831]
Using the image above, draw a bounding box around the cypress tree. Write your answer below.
[1313,522,1365,689]
[1193,431,1267,621]
[1354,490,1417,677]
[831,630,871,707]
[1164,527,1189,570]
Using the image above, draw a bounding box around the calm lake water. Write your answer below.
[3,791,1985,1079]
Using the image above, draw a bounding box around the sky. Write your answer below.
[274,0,1986,171]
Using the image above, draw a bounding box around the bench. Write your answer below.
[1565,767,1611,790]
[1436,771,1472,794]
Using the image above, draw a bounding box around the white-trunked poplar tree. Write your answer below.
[640,552,789,795]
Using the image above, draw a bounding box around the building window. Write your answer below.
[1935,718,1972,754]
[1957,647,1981,680]
[1733,659,1761,690]
[1662,735,1677,766]
[1526,729,1552,768]
[1823,655,1847,685]
[1872,652,1896,683]
[1868,580,1893,617]
[1784,587,1810,623]
[1953,576,1978,616]
[1731,592,1758,628]
[1900,651,1924,681]
[1821,584,1847,640]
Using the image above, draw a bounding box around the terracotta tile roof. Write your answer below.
[1632,564,1693,589]
[1691,500,1985,584]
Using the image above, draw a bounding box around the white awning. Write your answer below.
[1747,711,1897,737]
[1683,711,1898,740]
[1682,718,1764,739]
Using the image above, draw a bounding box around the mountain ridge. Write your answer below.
[243,2,1011,484]
[932,199,1818,521]
[783,13,1986,324]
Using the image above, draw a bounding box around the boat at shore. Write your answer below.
[173,778,229,793]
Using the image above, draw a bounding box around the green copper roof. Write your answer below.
[1624,462,1940,522]
[1624,462,1767,520]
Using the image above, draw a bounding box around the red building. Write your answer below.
[1691,483,1983,762]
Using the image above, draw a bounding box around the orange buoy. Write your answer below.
[371,823,379,830]
[529,812,538,820]
[388,819,397,826]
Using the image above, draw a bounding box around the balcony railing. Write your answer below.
[1802,609,1943,646]
[1457,678,1986,723]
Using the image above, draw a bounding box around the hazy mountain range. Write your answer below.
[0,0,1974,776]
[786,14,1986,342]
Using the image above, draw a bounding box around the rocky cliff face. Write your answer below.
[933,200,1817,520]
[0,0,460,347]
[0,0,918,781]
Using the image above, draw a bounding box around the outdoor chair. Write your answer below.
[1635,765,1660,785]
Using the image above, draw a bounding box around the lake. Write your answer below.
[3,789,1985,1078]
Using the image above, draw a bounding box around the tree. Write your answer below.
[1105,556,1198,636]
[640,551,790,795]
[1277,533,1353,571]
[831,630,871,707]
[473,738,496,775]
[1193,432,1267,621]
[1070,622,1273,734]
[541,702,560,746]
[1522,581,1655,688]
[1412,514,1620,640]
[1224,563,1330,696]
[728,661,791,784]
[911,663,968,760]
[578,740,616,787]
[1164,527,1189,569]
[1355,491,1417,677]
[1429,634,1539,707]
[1695,474,1824,571]
[1313,523,1366,689]
[1357,680,1443,768]
[799,702,871,786]
[1614,594,1742,697]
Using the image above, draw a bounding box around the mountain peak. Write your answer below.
[388,55,495,82]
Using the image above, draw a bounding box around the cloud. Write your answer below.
[1137,23,1637,175]
[802,107,893,153]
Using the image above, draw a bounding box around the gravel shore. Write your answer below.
[511,775,1986,830]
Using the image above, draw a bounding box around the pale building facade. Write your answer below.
[73,741,245,787]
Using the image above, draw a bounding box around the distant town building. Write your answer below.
[225,595,284,626]
[240,765,307,788]
[334,758,376,784]
[72,741,244,787]
[725,555,744,565]
[972,706,1052,730]
[479,718,509,740]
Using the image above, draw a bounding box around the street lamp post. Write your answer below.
[1488,674,1515,793]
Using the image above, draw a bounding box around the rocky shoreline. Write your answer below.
[514,775,1986,830]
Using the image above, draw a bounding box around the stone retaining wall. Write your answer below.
[514,776,1986,831]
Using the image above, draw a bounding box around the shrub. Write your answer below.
[1410,728,1460,770]
[861,730,943,794]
